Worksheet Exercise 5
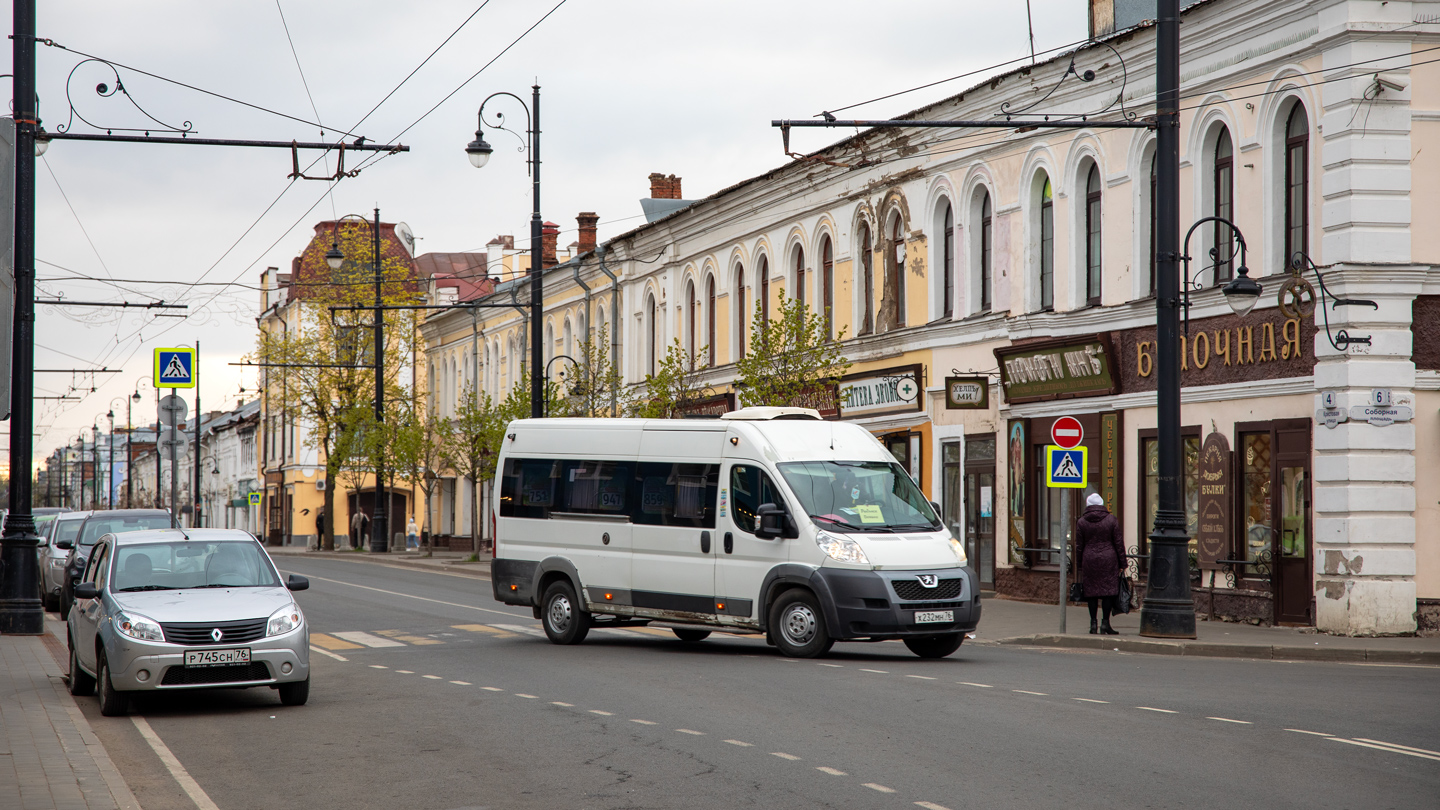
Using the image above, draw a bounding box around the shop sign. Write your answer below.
[944,376,989,409]
[1006,419,1027,566]
[993,335,1117,404]
[674,392,736,418]
[838,365,923,418]
[1100,412,1121,514]
[1114,311,1317,393]
[734,384,840,418]
[1196,432,1231,570]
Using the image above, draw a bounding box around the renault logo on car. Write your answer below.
[211,628,224,642]
[917,574,939,588]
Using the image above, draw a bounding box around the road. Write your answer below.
[66,556,1440,810]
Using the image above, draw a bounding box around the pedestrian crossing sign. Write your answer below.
[154,348,196,388]
[248,492,262,506]
[1045,445,1087,488]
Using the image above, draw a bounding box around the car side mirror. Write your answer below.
[73,582,100,600]
[755,503,785,540]
[55,540,73,550]
[929,501,942,517]
[286,574,310,592]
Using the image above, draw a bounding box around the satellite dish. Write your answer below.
[395,222,416,256]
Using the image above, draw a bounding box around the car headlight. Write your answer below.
[267,604,303,637]
[49,558,65,568]
[949,536,969,566]
[815,531,869,565]
[115,612,164,642]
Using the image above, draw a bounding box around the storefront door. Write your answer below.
[963,436,996,589]
[1237,419,1313,625]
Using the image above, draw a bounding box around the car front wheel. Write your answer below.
[278,677,310,706]
[96,653,128,717]
[68,642,94,696]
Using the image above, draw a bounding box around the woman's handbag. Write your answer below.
[1115,577,1134,614]
[1068,581,1085,603]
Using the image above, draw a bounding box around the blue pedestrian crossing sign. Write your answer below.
[1045,445,1087,488]
[248,492,262,506]
[154,348,196,388]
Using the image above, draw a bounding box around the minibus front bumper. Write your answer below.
[809,566,981,640]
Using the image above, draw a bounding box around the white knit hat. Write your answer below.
[1086,493,1105,507]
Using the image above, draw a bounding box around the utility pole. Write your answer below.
[193,342,202,528]
[371,208,388,553]
[169,390,179,527]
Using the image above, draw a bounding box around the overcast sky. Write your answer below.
[13,0,1087,467]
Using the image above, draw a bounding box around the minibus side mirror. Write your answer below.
[756,503,788,540]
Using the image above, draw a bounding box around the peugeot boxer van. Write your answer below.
[491,407,980,659]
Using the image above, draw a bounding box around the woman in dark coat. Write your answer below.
[1075,492,1125,635]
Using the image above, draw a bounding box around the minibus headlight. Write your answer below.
[815,531,869,565]
[949,536,968,566]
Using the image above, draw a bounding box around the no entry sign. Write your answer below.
[1051,416,1084,449]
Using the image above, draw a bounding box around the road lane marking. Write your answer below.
[817,663,843,668]
[1330,738,1440,762]
[453,623,520,638]
[916,802,953,810]
[1285,729,1333,737]
[1074,698,1109,704]
[131,716,221,810]
[395,670,415,674]
[864,783,896,793]
[772,752,801,760]
[1207,717,1251,724]
[310,633,363,650]
[309,645,348,661]
[629,719,656,725]
[860,669,888,674]
[1013,690,1047,696]
[1354,738,1440,757]
[422,675,442,680]
[591,627,653,638]
[724,740,753,747]
[816,766,847,776]
[481,687,504,692]
[449,680,471,685]
[959,682,992,688]
[279,570,522,617]
[375,629,443,646]
[1137,707,1177,714]
[551,702,574,707]
[590,710,614,716]
[677,729,705,735]
[331,631,405,648]
[369,665,388,669]
[491,623,548,637]
[515,694,538,699]
[779,659,801,663]
[907,675,937,680]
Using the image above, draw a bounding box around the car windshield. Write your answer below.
[111,540,281,592]
[776,460,941,533]
[78,514,172,547]
[54,520,83,544]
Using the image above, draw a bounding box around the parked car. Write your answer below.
[43,511,91,611]
[61,510,175,617]
[67,527,311,716]
[32,508,64,566]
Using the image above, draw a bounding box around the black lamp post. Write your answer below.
[543,353,579,417]
[107,409,116,509]
[325,210,389,553]
[467,85,544,419]
[127,390,141,507]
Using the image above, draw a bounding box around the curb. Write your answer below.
[268,549,493,580]
[994,633,1440,665]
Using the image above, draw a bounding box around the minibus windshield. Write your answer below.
[777,460,941,533]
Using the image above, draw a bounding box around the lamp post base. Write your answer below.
[0,534,46,635]
[1139,531,1197,639]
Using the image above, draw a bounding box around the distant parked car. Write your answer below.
[67,528,311,716]
[61,510,174,617]
[43,511,91,612]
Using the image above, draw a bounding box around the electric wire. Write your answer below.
[274,0,336,217]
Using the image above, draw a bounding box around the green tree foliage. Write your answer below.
[735,296,851,408]
[562,323,631,417]
[632,339,713,418]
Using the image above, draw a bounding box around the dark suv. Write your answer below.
[60,509,175,617]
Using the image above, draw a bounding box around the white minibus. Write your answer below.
[491,407,981,658]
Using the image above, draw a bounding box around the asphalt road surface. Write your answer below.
[65,556,1440,810]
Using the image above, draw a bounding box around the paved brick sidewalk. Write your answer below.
[0,624,139,810]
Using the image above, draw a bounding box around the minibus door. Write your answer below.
[715,463,790,624]
[629,460,721,619]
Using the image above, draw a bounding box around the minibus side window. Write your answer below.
[632,462,718,528]
[730,465,783,535]
[561,460,633,516]
[500,458,560,519]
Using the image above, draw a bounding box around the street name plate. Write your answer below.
[1349,405,1412,427]
[1315,408,1349,429]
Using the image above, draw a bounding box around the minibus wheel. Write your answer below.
[769,590,834,658]
[672,629,710,642]
[903,633,964,659]
[541,580,591,645]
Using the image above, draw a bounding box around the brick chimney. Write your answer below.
[576,212,599,254]
[648,172,682,200]
[541,221,560,268]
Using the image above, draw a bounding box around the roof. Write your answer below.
[106,527,258,546]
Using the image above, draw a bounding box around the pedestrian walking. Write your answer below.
[1075,492,1125,635]
[406,516,419,550]
[314,508,326,551]
[350,510,365,551]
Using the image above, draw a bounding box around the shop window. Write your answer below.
[1239,431,1271,566]
[1139,430,1200,558]
[884,433,921,483]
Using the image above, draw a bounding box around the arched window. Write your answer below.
[759,256,770,322]
[794,247,806,308]
[646,293,657,377]
[859,222,874,334]
[942,202,954,318]
[735,264,747,359]
[706,275,716,367]
[1212,127,1234,284]
[1040,174,1054,311]
[1284,105,1308,265]
[1148,154,1157,297]
[980,191,993,311]
[563,318,574,362]
[821,236,834,340]
[889,215,906,327]
[686,280,698,369]
[1085,163,1102,306]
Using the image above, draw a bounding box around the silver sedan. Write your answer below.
[66,528,311,716]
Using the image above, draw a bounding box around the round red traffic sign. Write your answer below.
[1051,416,1084,449]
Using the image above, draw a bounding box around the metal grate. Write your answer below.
[891,578,963,601]
[160,619,268,646]
[160,662,271,686]
[905,600,967,612]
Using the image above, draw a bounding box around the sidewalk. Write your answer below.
[0,622,140,810]
[266,545,493,579]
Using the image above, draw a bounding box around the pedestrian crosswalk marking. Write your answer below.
[331,631,405,648]
[490,623,547,637]
[310,633,363,651]
[375,629,443,645]
[454,623,519,638]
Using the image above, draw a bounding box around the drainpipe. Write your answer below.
[573,257,593,413]
[595,245,620,417]
[508,285,529,381]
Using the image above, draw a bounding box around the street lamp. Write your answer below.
[106,408,116,510]
[126,390,142,507]
[326,210,390,553]
[467,85,544,419]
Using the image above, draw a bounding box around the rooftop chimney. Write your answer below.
[648,172,682,200]
[541,221,560,268]
[576,212,599,254]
